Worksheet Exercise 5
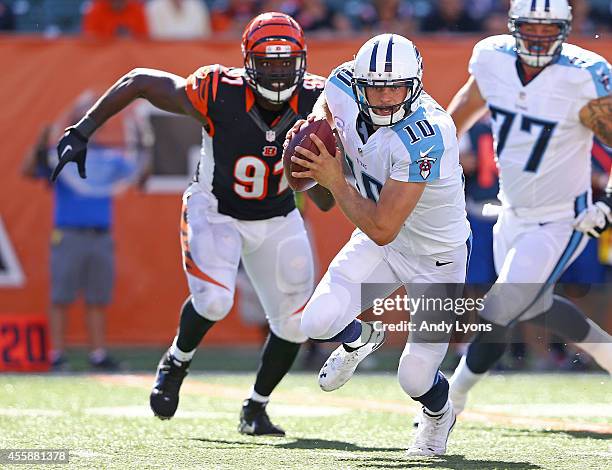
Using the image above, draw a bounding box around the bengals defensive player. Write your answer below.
[52,12,333,436]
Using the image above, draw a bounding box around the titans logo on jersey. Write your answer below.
[325,62,470,256]
[469,35,612,211]
[185,65,324,220]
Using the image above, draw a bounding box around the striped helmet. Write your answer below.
[241,12,307,104]
[352,34,423,126]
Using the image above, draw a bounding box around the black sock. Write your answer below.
[528,295,590,342]
[175,297,216,353]
[414,371,449,413]
[253,332,301,397]
[465,322,510,374]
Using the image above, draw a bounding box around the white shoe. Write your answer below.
[407,402,456,456]
[318,324,384,392]
[449,381,468,415]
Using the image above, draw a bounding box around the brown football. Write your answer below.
[283,119,337,192]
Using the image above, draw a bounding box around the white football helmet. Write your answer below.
[351,34,423,127]
[508,0,572,67]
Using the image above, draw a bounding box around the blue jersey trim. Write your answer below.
[488,36,517,58]
[556,54,611,97]
[392,107,445,182]
[328,75,354,99]
[546,230,584,285]
[506,227,584,328]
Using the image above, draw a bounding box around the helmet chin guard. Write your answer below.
[351,34,424,127]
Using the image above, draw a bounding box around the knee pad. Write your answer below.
[300,294,340,339]
[276,235,314,295]
[479,282,547,326]
[191,288,233,322]
[397,343,447,397]
[270,311,307,344]
[300,281,350,339]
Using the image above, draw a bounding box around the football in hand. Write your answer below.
[283,119,337,192]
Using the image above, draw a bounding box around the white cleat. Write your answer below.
[318,324,385,392]
[407,402,456,457]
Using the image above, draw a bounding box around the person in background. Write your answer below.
[21,91,152,371]
[344,0,415,37]
[146,0,211,39]
[0,0,15,31]
[569,0,596,36]
[209,0,259,37]
[82,0,148,39]
[292,0,352,36]
[421,0,482,33]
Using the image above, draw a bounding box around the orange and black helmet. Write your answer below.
[241,12,307,104]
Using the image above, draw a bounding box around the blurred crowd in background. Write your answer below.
[1,0,612,38]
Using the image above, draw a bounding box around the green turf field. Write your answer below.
[0,373,610,469]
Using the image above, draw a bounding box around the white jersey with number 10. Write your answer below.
[325,61,470,256]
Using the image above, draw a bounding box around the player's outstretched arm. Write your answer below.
[447,75,488,139]
[52,68,204,181]
[579,95,612,147]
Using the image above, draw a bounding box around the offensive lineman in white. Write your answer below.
[446,0,612,416]
[288,34,471,456]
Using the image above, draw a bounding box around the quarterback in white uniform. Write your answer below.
[445,0,612,416]
[288,34,471,456]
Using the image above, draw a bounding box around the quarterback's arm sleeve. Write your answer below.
[390,150,443,183]
[390,133,443,183]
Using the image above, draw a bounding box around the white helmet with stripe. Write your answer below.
[508,0,572,67]
[351,34,423,127]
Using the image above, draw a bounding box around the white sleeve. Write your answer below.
[389,134,445,183]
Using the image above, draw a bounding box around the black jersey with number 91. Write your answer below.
[185,64,324,220]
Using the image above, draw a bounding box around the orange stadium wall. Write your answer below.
[1,36,610,346]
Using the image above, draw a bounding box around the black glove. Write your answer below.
[51,127,89,181]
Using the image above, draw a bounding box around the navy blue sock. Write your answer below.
[413,371,449,413]
[311,320,362,343]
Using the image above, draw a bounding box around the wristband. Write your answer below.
[74,115,98,139]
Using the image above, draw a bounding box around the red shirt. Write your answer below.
[82,0,149,38]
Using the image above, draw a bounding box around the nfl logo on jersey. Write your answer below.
[265,130,276,142]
